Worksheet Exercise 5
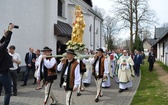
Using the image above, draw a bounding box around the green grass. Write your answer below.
[131,60,168,105]
[156,61,168,73]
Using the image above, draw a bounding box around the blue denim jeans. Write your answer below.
[0,82,2,95]
[0,72,11,105]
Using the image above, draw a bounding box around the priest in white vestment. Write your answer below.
[117,50,135,93]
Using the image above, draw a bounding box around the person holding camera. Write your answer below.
[0,24,14,105]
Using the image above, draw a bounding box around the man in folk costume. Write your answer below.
[114,49,123,83]
[117,50,135,93]
[57,49,81,105]
[37,47,58,105]
[90,48,109,102]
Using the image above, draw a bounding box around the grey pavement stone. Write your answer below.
[0,73,140,105]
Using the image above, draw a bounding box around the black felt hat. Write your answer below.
[66,49,76,55]
[96,48,104,53]
[41,46,52,52]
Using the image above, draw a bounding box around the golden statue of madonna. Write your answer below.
[71,6,86,43]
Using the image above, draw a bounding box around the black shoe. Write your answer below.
[21,84,27,86]
[77,93,81,96]
[13,92,17,96]
[119,89,124,93]
[83,83,90,87]
[95,97,99,102]
[57,70,61,73]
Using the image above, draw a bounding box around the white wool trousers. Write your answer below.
[94,78,103,98]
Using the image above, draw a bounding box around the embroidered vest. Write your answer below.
[60,59,78,91]
[43,57,57,81]
[92,55,105,78]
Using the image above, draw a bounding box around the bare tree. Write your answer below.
[133,0,157,40]
[93,6,106,18]
[113,0,157,50]
[113,0,134,50]
[139,27,152,40]
[103,16,119,50]
[93,7,119,50]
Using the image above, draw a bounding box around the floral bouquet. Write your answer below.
[66,40,85,51]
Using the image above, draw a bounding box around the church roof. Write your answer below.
[83,0,93,7]
[154,27,168,39]
[54,21,72,37]
[153,27,168,46]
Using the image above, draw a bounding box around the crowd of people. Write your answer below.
[0,24,156,105]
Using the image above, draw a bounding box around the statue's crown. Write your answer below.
[75,6,81,10]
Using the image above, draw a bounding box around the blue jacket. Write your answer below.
[134,54,142,65]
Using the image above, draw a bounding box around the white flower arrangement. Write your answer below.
[66,41,85,51]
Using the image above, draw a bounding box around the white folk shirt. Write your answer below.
[57,60,81,88]
[9,53,21,70]
[90,56,109,76]
[37,57,56,80]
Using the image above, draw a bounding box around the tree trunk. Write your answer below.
[130,0,133,51]
[135,0,138,42]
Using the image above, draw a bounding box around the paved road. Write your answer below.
[0,73,140,105]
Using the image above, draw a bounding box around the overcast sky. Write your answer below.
[92,0,168,38]
[92,0,168,26]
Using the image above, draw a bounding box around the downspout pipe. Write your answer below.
[100,19,103,48]
[93,15,96,50]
